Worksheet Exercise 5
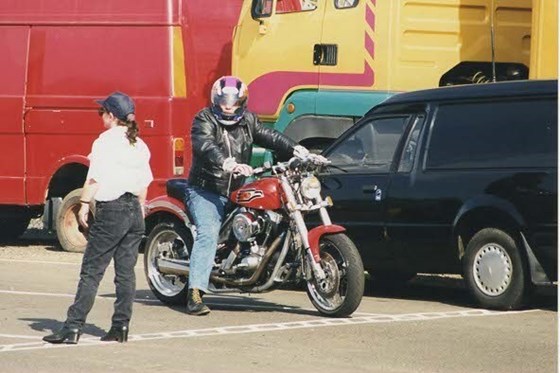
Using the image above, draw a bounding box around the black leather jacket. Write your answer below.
[188,108,297,196]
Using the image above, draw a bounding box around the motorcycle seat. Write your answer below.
[166,178,188,202]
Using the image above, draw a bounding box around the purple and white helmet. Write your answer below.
[210,76,249,126]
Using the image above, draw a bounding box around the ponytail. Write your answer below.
[118,113,138,145]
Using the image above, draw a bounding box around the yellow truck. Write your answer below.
[233,0,557,157]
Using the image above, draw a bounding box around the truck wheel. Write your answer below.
[0,217,31,241]
[56,188,94,253]
[463,228,529,310]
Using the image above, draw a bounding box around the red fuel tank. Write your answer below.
[230,177,283,210]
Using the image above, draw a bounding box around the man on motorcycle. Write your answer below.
[185,76,314,315]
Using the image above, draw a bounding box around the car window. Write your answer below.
[276,0,317,13]
[398,115,424,173]
[335,0,359,9]
[427,98,558,169]
[326,116,409,173]
[284,115,355,151]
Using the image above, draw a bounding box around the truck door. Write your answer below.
[233,0,325,118]
[319,0,373,89]
[0,27,29,204]
[320,114,411,269]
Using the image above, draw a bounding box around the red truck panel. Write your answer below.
[0,0,243,209]
[0,27,28,204]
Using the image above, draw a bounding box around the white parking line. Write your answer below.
[0,259,83,266]
[0,309,538,353]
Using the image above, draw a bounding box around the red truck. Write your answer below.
[0,0,243,252]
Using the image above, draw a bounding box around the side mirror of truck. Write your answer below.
[251,0,273,20]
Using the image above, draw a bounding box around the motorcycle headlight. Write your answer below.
[301,176,322,200]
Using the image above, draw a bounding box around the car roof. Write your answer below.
[369,79,558,114]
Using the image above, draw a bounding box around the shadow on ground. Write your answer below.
[20,318,107,337]
[364,274,557,312]
[111,289,323,317]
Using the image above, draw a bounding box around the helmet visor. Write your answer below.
[215,92,246,108]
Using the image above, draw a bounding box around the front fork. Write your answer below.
[281,178,329,281]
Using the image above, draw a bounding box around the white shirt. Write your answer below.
[86,126,153,202]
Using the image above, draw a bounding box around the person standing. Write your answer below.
[43,92,153,344]
[184,76,314,315]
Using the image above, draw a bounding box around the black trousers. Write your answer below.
[65,193,144,329]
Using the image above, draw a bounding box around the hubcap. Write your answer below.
[472,243,512,296]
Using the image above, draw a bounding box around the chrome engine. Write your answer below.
[226,209,283,274]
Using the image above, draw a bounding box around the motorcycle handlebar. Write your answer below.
[252,155,330,176]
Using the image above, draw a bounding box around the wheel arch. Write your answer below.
[453,196,526,261]
[46,158,89,200]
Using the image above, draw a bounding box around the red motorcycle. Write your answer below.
[143,157,364,317]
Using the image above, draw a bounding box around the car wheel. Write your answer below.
[463,228,529,310]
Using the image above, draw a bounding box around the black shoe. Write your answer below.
[187,288,210,316]
[42,327,81,344]
[100,325,129,343]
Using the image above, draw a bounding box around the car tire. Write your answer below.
[463,228,529,310]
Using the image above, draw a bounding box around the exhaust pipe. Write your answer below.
[157,258,189,276]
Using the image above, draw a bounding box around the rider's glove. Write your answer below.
[308,153,329,165]
[293,145,310,160]
[223,157,253,177]
[222,157,238,173]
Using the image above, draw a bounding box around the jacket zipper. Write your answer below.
[223,127,234,196]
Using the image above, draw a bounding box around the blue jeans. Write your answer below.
[184,185,229,293]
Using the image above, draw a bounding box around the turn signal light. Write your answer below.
[173,137,185,175]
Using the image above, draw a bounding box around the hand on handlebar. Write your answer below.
[293,145,310,160]
[232,163,254,177]
[306,153,330,165]
[223,157,253,177]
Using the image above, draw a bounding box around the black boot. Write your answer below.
[42,327,81,344]
[100,325,129,343]
[187,288,210,316]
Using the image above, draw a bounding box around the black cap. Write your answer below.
[95,92,135,121]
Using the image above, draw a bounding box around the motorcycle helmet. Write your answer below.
[210,76,249,126]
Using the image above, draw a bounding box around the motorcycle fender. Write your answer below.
[145,195,189,223]
[307,225,346,262]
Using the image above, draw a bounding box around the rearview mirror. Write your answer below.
[251,0,273,19]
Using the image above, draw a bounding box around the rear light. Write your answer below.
[173,137,185,176]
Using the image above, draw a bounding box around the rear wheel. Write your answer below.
[144,221,192,305]
[463,228,529,310]
[306,233,364,317]
[56,188,94,253]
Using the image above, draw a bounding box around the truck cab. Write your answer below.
[233,0,557,160]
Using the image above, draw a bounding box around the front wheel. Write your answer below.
[306,233,364,317]
[144,221,192,305]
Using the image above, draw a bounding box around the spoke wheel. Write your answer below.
[306,233,364,317]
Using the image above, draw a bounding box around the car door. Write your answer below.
[319,114,411,269]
